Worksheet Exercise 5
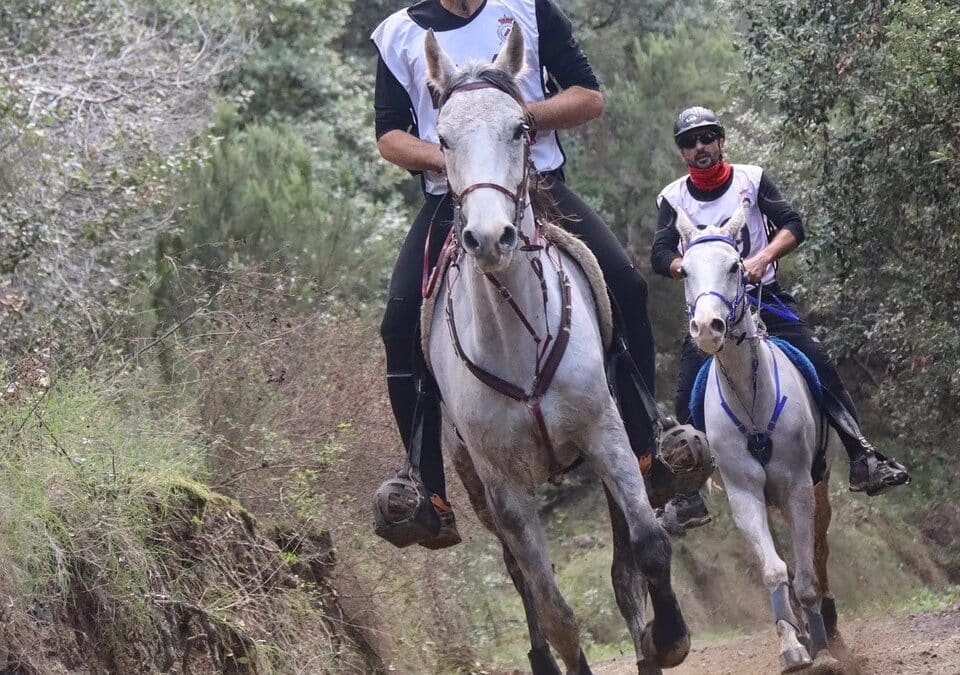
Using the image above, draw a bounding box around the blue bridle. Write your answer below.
[683,235,747,329]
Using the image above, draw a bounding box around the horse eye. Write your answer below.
[438,136,449,150]
[513,123,528,141]
[730,262,740,273]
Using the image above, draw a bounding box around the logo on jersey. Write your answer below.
[497,15,514,43]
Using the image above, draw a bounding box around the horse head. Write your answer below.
[675,202,750,354]
[424,25,532,273]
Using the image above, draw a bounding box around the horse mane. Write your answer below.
[437,64,573,227]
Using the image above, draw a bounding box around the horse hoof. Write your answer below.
[780,645,812,673]
[808,651,843,675]
[637,658,663,675]
[641,620,690,668]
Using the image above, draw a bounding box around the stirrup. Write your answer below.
[643,424,716,509]
[849,450,910,496]
[373,472,441,548]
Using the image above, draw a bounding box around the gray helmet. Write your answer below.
[674,106,725,140]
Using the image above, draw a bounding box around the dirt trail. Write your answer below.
[593,605,960,675]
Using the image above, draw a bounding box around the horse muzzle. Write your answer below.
[689,316,726,354]
[462,222,518,272]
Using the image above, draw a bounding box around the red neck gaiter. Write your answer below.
[689,160,732,191]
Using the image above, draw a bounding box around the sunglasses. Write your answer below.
[677,130,720,149]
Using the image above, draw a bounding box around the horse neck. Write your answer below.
[713,312,777,406]
[459,205,554,359]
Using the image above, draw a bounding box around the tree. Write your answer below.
[735,0,960,443]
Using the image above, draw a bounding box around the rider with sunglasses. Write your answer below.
[650,106,911,535]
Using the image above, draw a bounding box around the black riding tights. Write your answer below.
[673,285,868,463]
[380,176,655,498]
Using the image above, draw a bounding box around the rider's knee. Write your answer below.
[607,264,648,305]
[380,296,419,345]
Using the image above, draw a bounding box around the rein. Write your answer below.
[437,79,571,482]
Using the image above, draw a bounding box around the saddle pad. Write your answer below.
[420,222,613,371]
[689,336,822,432]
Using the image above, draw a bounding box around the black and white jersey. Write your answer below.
[372,0,600,195]
[651,166,806,287]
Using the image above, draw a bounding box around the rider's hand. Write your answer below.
[669,257,684,280]
[743,252,771,284]
[429,144,446,175]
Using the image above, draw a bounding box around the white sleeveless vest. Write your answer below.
[657,165,778,286]
[372,0,566,195]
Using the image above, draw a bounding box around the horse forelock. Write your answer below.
[438,64,526,110]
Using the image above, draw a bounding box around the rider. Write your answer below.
[370,0,661,549]
[650,106,911,533]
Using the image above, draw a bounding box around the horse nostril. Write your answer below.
[689,320,700,337]
[462,229,480,252]
[498,225,517,250]
[710,318,726,334]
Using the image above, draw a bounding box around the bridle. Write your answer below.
[683,235,748,332]
[442,81,536,242]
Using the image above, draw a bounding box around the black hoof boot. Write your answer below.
[821,596,839,638]
[528,646,562,675]
[576,649,592,675]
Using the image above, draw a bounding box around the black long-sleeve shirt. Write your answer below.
[650,169,805,278]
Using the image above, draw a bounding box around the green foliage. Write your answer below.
[166,106,398,309]
[572,22,739,246]
[0,367,364,672]
[567,17,739,390]
[736,0,960,442]
[219,1,357,125]
[153,0,409,327]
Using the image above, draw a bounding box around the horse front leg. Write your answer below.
[722,466,811,674]
[587,415,689,670]
[484,481,588,675]
[783,480,841,672]
[447,439,561,675]
[603,486,662,675]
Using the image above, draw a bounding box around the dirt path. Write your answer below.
[593,605,960,675]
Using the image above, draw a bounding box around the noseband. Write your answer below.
[684,235,747,329]
[441,81,535,238]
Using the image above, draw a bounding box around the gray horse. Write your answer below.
[675,204,844,673]
[423,26,688,675]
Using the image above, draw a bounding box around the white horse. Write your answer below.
[675,205,845,673]
[424,27,689,675]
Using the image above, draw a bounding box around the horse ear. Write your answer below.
[723,199,750,243]
[674,207,699,243]
[424,29,458,93]
[492,21,525,78]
